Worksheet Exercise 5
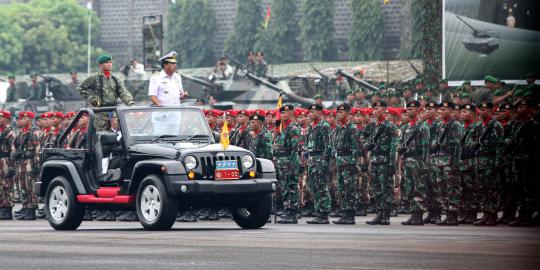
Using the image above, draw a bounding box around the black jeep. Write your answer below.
[36,106,277,230]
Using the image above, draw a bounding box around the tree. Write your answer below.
[166,0,184,53]
[224,0,262,61]
[348,0,384,61]
[172,0,215,68]
[0,0,104,74]
[254,0,301,64]
[400,0,425,59]
[299,0,338,62]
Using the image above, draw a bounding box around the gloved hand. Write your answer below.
[89,96,101,107]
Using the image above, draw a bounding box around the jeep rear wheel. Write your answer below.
[136,175,178,230]
[232,194,272,229]
[45,176,85,230]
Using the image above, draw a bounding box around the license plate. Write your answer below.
[215,160,239,180]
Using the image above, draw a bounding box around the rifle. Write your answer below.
[408,61,422,77]
[400,123,419,155]
[434,119,454,152]
[224,54,247,71]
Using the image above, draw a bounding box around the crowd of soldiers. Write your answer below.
[0,110,131,221]
[201,74,539,226]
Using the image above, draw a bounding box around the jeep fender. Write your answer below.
[256,158,276,179]
[38,161,87,197]
[128,159,187,195]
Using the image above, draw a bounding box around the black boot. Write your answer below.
[17,208,36,220]
[380,210,390,225]
[509,210,533,227]
[438,211,458,226]
[473,212,489,226]
[410,211,425,225]
[83,210,94,221]
[329,209,341,218]
[390,208,398,217]
[218,209,232,219]
[431,209,442,224]
[207,209,219,221]
[355,205,367,216]
[464,211,477,224]
[117,211,138,221]
[398,201,411,214]
[366,211,383,225]
[423,210,433,224]
[0,207,7,220]
[2,207,13,220]
[401,211,417,225]
[332,210,355,225]
[484,212,498,226]
[276,209,298,224]
[36,207,46,219]
[177,210,197,222]
[497,209,515,224]
[306,214,329,224]
[198,209,211,220]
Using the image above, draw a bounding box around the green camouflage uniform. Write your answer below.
[498,120,517,217]
[509,119,540,216]
[305,120,333,217]
[77,71,135,130]
[355,124,370,207]
[0,127,16,208]
[367,119,398,211]
[400,120,430,212]
[476,119,504,213]
[333,121,359,213]
[248,128,272,160]
[12,128,41,210]
[231,125,250,149]
[459,121,482,213]
[432,119,462,212]
[273,121,301,214]
[426,120,443,212]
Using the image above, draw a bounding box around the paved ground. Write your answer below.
[0,215,539,270]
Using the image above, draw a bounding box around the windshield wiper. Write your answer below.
[150,134,179,143]
[179,134,210,142]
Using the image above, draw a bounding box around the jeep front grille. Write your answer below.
[199,155,242,180]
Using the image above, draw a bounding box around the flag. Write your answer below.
[263,4,271,29]
[275,93,282,132]
[220,113,230,150]
[383,0,390,5]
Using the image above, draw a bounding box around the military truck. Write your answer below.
[37,106,277,230]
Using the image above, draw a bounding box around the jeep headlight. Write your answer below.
[242,154,254,168]
[184,155,197,170]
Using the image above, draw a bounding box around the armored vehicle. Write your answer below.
[456,15,499,55]
[37,106,277,230]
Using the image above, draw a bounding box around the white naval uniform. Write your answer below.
[148,70,184,106]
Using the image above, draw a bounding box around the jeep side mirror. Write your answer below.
[213,131,220,143]
[100,132,119,146]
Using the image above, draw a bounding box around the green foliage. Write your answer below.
[254,0,301,63]
[166,0,184,53]
[168,0,215,68]
[299,0,338,62]
[224,0,263,61]
[348,0,384,61]
[0,0,103,75]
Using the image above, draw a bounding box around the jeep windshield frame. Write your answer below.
[116,106,213,146]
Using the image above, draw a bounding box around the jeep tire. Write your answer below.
[45,176,85,230]
[232,194,272,229]
[136,175,178,230]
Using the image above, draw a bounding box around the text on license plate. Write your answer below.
[215,160,239,180]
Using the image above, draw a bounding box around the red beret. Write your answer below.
[50,112,64,118]
[210,109,223,117]
[322,109,330,116]
[203,109,209,115]
[253,109,266,117]
[225,109,238,117]
[64,112,76,118]
[266,110,275,116]
[19,111,36,119]
[40,113,48,119]
[327,110,337,117]
[386,107,402,117]
[0,110,11,119]
[237,109,251,117]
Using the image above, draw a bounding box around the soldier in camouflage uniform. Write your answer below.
[433,102,463,226]
[458,104,482,224]
[332,104,359,224]
[296,109,314,217]
[0,111,16,220]
[352,108,370,216]
[230,110,251,149]
[509,99,540,226]
[365,101,398,225]
[248,114,272,160]
[12,112,41,220]
[274,105,301,224]
[471,102,504,226]
[77,54,135,131]
[305,104,333,224]
[494,103,517,224]
[399,101,430,225]
[424,102,443,224]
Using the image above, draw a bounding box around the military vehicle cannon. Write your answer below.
[456,15,499,55]
[335,69,378,95]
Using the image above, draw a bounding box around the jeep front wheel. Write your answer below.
[232,194,272,229]
[136,175,178,230]
[45,176,85,230]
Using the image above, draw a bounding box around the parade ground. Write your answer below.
[0,215,538,270]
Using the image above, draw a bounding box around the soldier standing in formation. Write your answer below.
[0,111,15,220]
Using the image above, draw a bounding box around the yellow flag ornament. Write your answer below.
[384,0,390,5]
[219,113,230,150]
